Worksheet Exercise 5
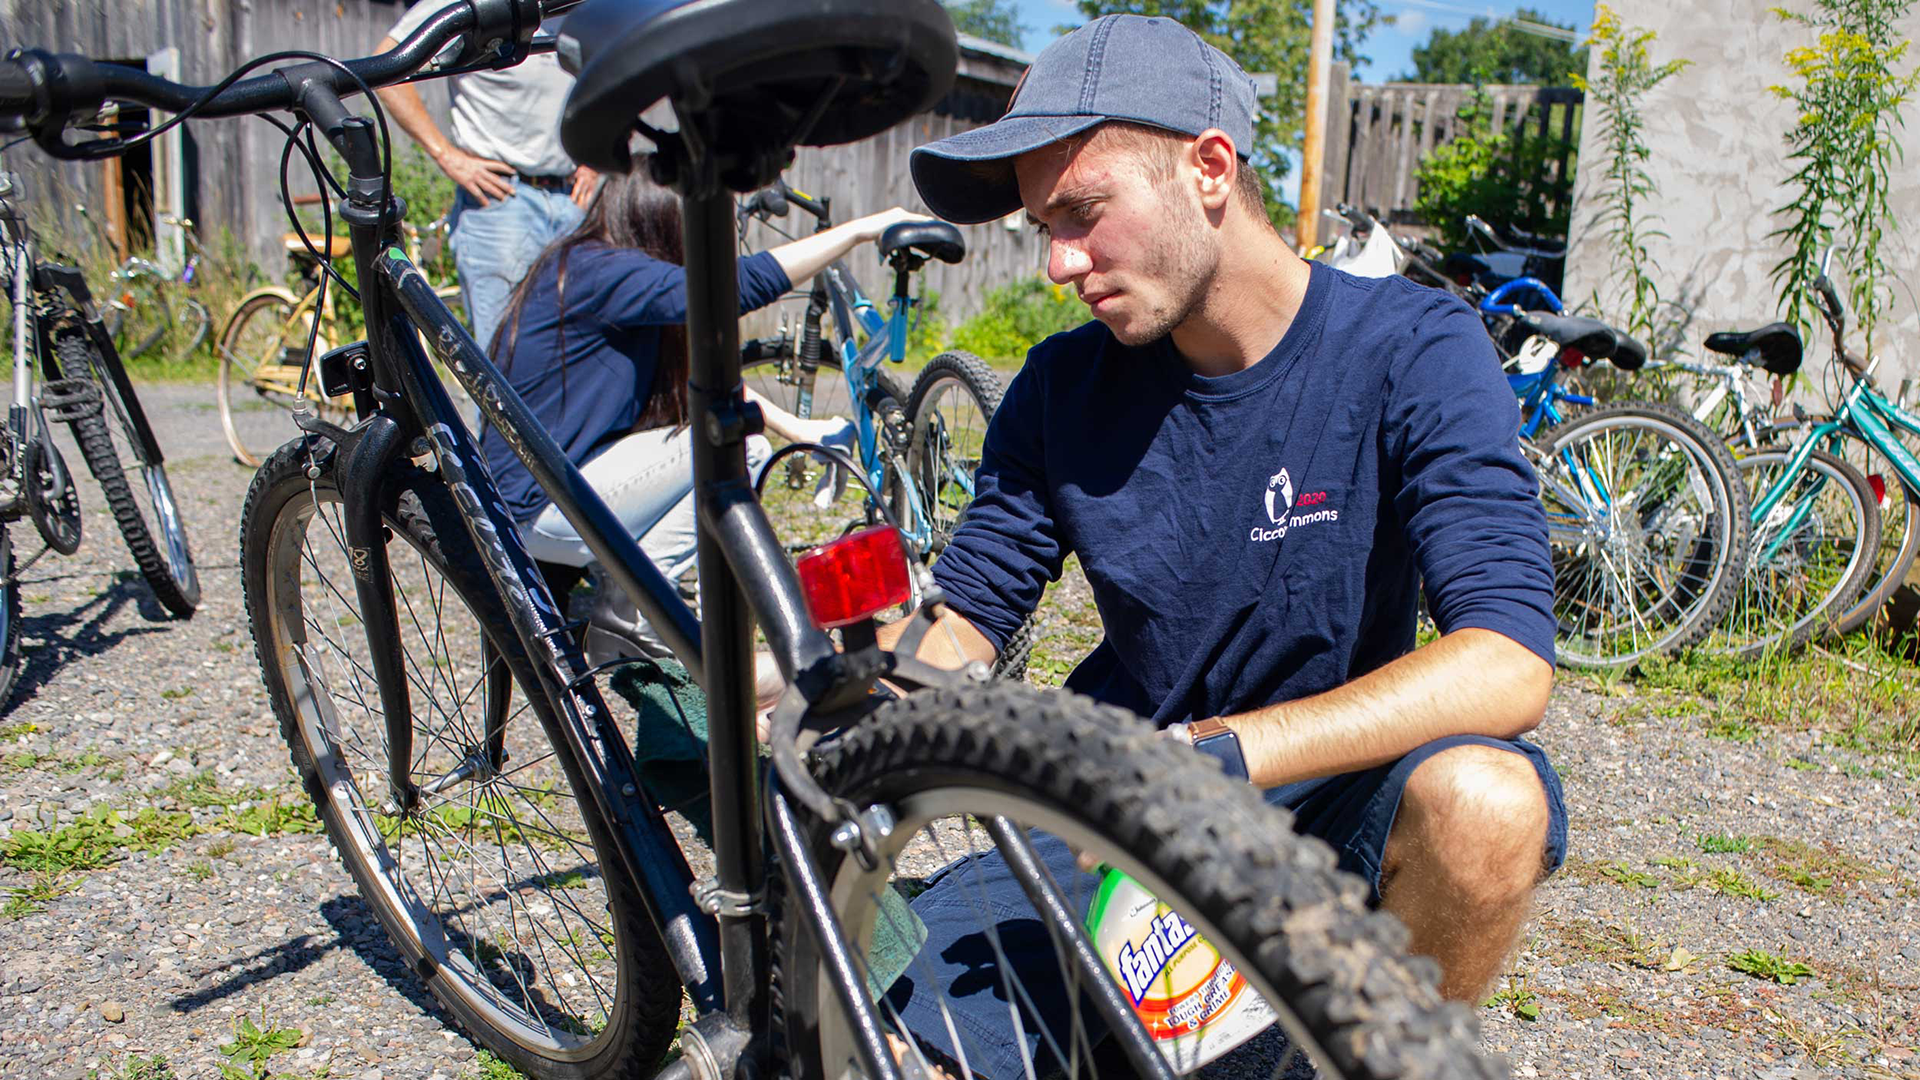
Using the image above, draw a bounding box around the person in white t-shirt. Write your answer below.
[373,0,596,353]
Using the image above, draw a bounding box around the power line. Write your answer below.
[1379,0,1586,43]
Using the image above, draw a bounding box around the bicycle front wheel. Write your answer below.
[51,332,200,616]
[1535,402,1749,668]
[1710,447,1880,658]
[775,683,1500,1080]
[217,290,346,466]
[1741,418,1920,636]
[242,437,682,1078]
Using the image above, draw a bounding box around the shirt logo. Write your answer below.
[1251,465,1337,543]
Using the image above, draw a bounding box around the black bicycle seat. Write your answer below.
[879,220,964,265]
[1609,330,1648,371]
[558,0,957,190]
[1515,312,1619,359]
[1703,322,1803,376]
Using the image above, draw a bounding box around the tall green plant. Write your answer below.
[1413,81,1573,252]
[1573,4,1689,342]
[1769,0,1918,359]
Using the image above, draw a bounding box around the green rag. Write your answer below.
[607,656,926,998]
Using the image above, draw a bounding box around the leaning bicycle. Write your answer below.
[0,170,200,705]
[0,4,1502,1078]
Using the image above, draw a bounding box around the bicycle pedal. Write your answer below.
[38,377,102,423]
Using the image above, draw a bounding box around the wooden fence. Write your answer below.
[0,0,1040,322]
[1313,61,1583,226]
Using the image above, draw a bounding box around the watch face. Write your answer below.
[1192,730,1249,781]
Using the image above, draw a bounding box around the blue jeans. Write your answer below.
[448,179,583,354]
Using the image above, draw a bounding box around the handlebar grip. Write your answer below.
[1815,274,1845,320]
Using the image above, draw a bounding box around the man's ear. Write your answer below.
[1189,128,1237,213]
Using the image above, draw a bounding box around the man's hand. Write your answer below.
[569,165,600,209]
[436,145,516,206]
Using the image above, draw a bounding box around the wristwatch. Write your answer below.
[1170,717,1249,782]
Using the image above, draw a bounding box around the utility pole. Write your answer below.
[1296,0,1336,252]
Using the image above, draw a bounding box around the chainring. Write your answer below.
[23,437,82,556]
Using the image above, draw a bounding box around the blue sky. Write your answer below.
[1003,0,1598,203]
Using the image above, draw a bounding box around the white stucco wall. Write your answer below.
[1562,1,1920,385]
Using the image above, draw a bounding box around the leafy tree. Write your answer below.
[1070,0,1385,226]
[1400,8,1589,86]
[1412,85,1570,253]
[946,0,1030,49]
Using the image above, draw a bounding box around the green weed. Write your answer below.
[1727,949,1815,985]
[1,873,72,919]
[1599,863,1660,889]
[1696,832,1753,854]
[0,720,38,739]
[221,796,323,838]
[1706,868,1780,902]
[1483,976,1543,1020]
[100,1056,179,1080]
[218,1009,304,1080]
[470,1050,527,1080]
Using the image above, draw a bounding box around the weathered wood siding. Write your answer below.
[1314,62,1583,225]
[0,2,1039,322]
[0,0,441,270]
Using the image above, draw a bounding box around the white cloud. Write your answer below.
[1396,9,1427,33]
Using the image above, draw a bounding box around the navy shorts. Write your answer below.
[884,734,1568,1080]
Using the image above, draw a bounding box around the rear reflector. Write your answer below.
[795,525,911,629]
[1560,347,1587,368]
[1869,473,1888,507]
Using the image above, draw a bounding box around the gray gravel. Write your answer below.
[1,383,1916,1079]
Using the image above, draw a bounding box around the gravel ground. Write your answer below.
[1,382,1917,1080]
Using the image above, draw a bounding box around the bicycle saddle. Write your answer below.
[557,0,957,192]
[284,232,351,259]
[879,220,964,265]
[1703,322,1803,376]
[1514,312,1619,360]
[1609,330,1648,371]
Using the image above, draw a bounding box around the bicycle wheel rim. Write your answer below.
[907,376,991,552]
[1716,450,1876,655]
[812,786,1336,1080]
[219,294,339,464]
[1539,413,1740,665]
[257,475,634,1058]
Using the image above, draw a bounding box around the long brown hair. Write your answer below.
[491,170,689,428]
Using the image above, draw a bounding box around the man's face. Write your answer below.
[1014,132,1214,347]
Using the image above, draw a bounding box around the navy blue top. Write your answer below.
[931,261,1554,727]
[482,244,792,522]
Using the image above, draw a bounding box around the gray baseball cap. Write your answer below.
[910,15,1258,224]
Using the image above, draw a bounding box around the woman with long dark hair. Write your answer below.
[482,171,916,593]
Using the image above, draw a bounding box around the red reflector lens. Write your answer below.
[795,525,911,629]
[1560,347,1586,368]
[1869,473,1888,506]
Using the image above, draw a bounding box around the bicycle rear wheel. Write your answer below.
[217,290,348,467]
[1534,402,1748,668]
[775,683,1500,1080]
[112,275,170,360]
[242,436,681,1079]
[51,332,200,617]
[900,351,1001,555]
[1710,447,1880,658]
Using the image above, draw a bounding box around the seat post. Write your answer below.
[681,186,771,1033]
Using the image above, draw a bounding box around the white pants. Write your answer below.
[520,425,771,582]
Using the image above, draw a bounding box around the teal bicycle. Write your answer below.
[1706,257,1903,656]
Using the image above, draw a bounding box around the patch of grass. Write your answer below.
[1705,868,1780,902]
[1756,835,1887,897]
[1,873,73,919]
[56,750,110,774]
[0,720,37,739]
[181,860,214,882]
[470,1050,527,1080]
[100,1055,179,1080]
[159,687,194,700]
[1782,755,1820,771]
[1696,832,1753,854]
[162,770,246,809]
[1546,917,1661,967]
[2,806,200,873]
[1599,863,1660,889]
[1727,948,1815,985]
[1638,637,1920,759]
[2,749,42,770]
[205,837,237,859]
[221,796,323,837]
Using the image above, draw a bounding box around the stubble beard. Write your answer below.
[1105,203,1218,348]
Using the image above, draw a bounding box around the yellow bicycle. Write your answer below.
[215,216,462,465]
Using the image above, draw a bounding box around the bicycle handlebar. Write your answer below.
[0,0,574,156]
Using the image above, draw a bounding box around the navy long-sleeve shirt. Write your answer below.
[482,244,792,522]
[930,261,1554,727]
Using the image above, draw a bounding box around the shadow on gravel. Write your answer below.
[5,573,179,714]
[168,894,453,1029]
